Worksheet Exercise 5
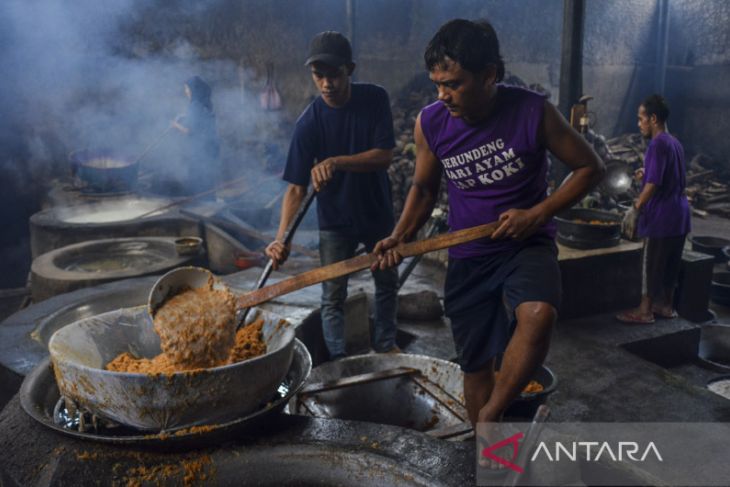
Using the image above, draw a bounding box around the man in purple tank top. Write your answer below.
[616,95,691,324]
[372,19,604,449]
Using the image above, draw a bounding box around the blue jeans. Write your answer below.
[319,230,399,358]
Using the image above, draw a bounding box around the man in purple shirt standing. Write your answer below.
[372,18,604,450]
[617,95,691,324]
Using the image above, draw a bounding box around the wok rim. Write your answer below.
[20,339,312,444]
[48,305,295,379]
[68,148,135,168]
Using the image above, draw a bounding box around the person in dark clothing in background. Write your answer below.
[166,75,221,196]
[265,31,399,360]
[616,95,691,324]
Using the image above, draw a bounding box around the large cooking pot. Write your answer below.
[69,149,138,193]
[689,236,730,263]
[48,306,295,431]
[555,208,622,250]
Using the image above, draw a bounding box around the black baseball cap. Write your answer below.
[305,31,352,67]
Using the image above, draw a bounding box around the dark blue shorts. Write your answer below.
[444,236,562,373]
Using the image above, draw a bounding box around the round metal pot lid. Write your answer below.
[19,339,311,446]
[31,237,195,281]
[30,197,176,227]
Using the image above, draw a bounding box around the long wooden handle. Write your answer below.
[236,221,498,309]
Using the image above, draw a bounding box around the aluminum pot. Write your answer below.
[48,305,295,431]
[69,149,138,193]
[555,208,622,250]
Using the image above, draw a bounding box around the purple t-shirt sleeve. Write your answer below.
[283,116,317,186]
[372,89,396,149]
[644,139,667,187]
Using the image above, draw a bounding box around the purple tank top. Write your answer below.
[420,84,555,258]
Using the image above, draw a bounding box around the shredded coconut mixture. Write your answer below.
[105,277,268,374]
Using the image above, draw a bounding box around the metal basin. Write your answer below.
[690,236,730,263]
[293,354,465,433]
[28,199,199,259]
[555,208,622,250]
[48,306,295,431]
[70,149,138,193]
[291,354,557,433]
[20,340,311,446]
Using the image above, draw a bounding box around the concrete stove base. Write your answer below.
[0,398,474,487]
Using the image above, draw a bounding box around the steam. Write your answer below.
[1,0,288,194]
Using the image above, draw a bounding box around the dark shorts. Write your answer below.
[444,236,562,373]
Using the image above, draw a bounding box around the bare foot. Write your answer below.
[651,305,678,319]
[616,308,655,324]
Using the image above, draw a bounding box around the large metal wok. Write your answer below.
[599,161,634,197]
[69,149,138,193]
[291,353,557,434]
[48,305,295,431]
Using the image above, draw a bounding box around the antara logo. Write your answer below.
[531,441,664,462]
[481,432,525,473]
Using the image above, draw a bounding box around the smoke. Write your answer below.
[0,0,295,286]
[0,0,288,194]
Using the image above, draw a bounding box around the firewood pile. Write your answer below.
[685,154,730,217]
[389,73,447,219]
[607,133,730,218]
[606,133,648,168]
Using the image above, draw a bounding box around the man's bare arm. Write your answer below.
[311,148,392,191]
[265,183,306,269]
[492,100,606,240]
